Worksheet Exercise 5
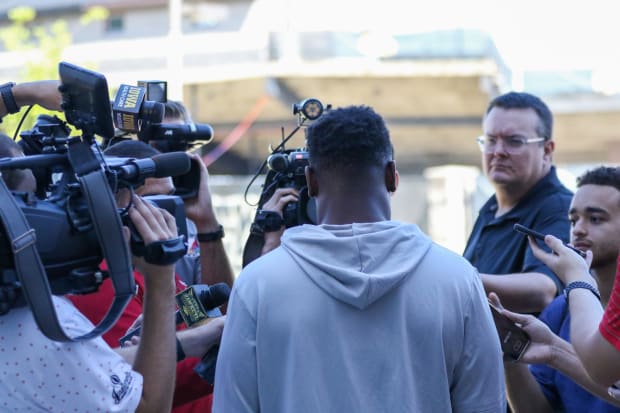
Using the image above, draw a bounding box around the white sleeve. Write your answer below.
[0,296,142,412]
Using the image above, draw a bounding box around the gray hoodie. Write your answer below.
[214,221,505,413]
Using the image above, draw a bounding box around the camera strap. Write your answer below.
[0,177,128,341]
[0,140,135,341]
[65,140,135,340]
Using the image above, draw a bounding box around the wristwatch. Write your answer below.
[252,210,284,233]
[197,224,225,242]
[0,82,19,114]
[564,281,600,303]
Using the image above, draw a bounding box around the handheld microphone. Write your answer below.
[112,84,164,133]
[118,282,231,346]
[175,283,231,327]
[111,152,191,181]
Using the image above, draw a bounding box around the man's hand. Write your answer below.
[129,195,178,279]
[260,187,299,255]
[528,235,595,285]
[489,292,557,365]
[178,316,226,359]
[183,153,219,232]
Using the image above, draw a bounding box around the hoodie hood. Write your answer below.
[280,221,432,310]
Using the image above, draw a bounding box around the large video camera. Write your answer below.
[0,62,191,342]
[111,80,214,153]
[241,98,329,266]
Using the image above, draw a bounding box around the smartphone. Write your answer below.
[488,301,531,361]
[513,223,587,258]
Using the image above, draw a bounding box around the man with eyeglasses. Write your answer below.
[463,91,573,314]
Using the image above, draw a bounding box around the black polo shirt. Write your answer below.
[463,166,573,294]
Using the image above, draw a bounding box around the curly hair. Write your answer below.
[577,166,620,192]
[305,105,392,172]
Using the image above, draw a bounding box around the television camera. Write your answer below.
[241,98,330,267]
[0,62,190,342]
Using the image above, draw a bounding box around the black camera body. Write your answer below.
[242,98,328,267]
[0,62,190,324]
[263,149,316,228]
[123,194,189,258]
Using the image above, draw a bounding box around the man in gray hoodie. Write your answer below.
[213,105,506,412]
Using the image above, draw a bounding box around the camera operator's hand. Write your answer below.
[125,194,179,413]
[129,194,178,279]
[11,80,63,112]
[260,187,299,255]
[184,153,235,287]
[183,153,218,232]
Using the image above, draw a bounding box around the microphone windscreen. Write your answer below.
[202,283,231,310]
[151,152,191,178]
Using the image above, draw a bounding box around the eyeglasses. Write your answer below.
[476,135,546,154]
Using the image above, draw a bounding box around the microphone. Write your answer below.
[112,84,164,133]
[175,283,231,327]
[113,152,191,181]
[118,283,230,346]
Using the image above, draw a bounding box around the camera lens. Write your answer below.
[267,153,289,172]
[140,101,164,124]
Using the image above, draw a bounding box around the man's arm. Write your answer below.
[529,235,620,385]
[504,363,553,413]
[128,195,178,413]
[115,316,226,364]
[0,80,62,117]
[184,153,234,287]
[495,292,620,406]
[481,272,557,313]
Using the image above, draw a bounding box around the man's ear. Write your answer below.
[385,161,397,193]
[543,139,555,163]
[305,165,318,197]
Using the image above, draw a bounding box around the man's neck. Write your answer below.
[494,187,527,217]
[316,191,391,225]
[494,168,551,217]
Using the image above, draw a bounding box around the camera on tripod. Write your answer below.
[241,98,329,266]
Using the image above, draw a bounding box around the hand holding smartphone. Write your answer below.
[513,223,587,258]
[488,300,531,361]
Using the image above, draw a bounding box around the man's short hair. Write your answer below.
[104,139,160,159]
[306,105,392,171]
[576,166,620,192]
[486,91,553,140]
[164,100,191,123]
[0,133,30,190]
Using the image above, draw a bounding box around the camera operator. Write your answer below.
[69,139,231,411]
[0,191,180,412]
